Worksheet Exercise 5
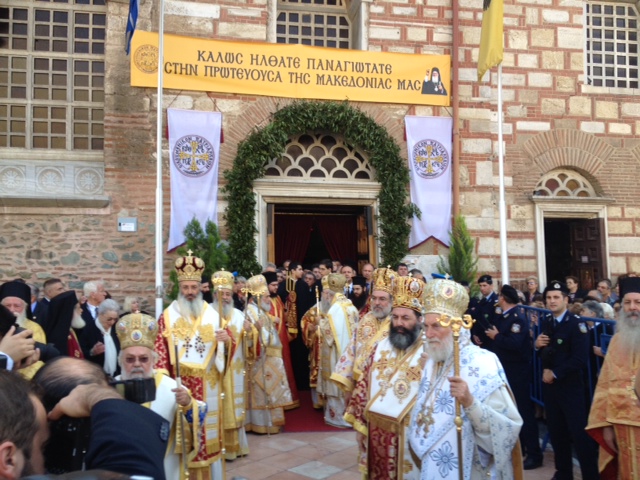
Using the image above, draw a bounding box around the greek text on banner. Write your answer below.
[130,31,451,107]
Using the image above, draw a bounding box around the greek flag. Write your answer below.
[125,0,139,55]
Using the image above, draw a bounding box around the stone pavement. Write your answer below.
[225,430,584,479]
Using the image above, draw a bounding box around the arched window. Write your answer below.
[265,132,374,180]
[533,169,598,198]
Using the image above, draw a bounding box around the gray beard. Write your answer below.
[425,334,454,363]
[72,313,86,329]
[14,310,27,328]
[372,304,392,320]
[320,298,332,314]
[615,309,640,354]
[389,323,420,350]
[260,298,272,313]
[178,293,204,319]
[212,300,233,318]
[120,367,153,380]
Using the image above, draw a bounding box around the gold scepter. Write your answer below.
[437,313,474,480]
[211,272,230,459]
[173,343,190,480]
[315,286,320,317]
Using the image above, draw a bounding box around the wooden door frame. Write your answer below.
[533,198,613,290]
[253,179,381,268]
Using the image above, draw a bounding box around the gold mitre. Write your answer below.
[322,273,347,293]
[116,313,158,350]
[393,276,425,313]
[174,250,205,282]
[371,267,397,294]
[423,278,469,319]
[246,274,268,296]
[212,270,234,291]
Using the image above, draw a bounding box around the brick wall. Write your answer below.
[2,0,639,313]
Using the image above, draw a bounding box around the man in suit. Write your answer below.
[31,357,167,479]
[469,274,499,347]
[485,284,543,470]
[535,281,599,480]
[81,280,107,327]
[33,278,65,329]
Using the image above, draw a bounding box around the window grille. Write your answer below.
[0,0,106,150]
[276,0,351,49]
[585,2,639,89]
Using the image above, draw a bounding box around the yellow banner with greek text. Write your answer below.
[130,31,451,107]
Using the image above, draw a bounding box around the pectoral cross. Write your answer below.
[373,350,395,399]
[415,408,434,431]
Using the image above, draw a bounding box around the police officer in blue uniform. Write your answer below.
[535,281,599,480]
[484,284,543,470]
[469,274,500,347]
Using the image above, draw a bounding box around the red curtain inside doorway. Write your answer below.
[275,215,313,266]
[315,215,357,263]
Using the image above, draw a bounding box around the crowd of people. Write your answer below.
[0,255,638,480]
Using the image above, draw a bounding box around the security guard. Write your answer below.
[484,284,542,470]
[469,274,499,347]
[535,281,599,480]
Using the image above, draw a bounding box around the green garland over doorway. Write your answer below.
[223,100,419,275]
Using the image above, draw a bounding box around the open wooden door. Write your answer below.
[570,218,606,290]
[267,203,275,264]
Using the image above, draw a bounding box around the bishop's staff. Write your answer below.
[437,313,474,480]
[173,343,190,480]
[211,272,230,459]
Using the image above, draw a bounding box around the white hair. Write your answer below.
[98,298,120,316]
[123,296,139,313]
[83,280,104,297]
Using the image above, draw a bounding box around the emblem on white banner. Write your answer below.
[413,139,449,179]
[173,135,215,177]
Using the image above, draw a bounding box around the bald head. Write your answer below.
[32,357,108,412]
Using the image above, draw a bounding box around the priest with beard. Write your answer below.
[408,278,523,479]
[244,274,293,434]
[331,267,395,404]
[344,275,426,479]
[305,273,358,427]
[264,270,299,409]
[115,312,204,480]
[153,251,234,480]
[587,276,640,479]
[45,289,86,360]
[349,275,370,317]
[211,269,251,460]
[0,280,47,378]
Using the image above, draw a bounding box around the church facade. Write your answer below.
[1,0,639,307]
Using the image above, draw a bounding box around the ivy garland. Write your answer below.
[223,100,419,276]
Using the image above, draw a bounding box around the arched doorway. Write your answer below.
[255,132,379,269]
[224,101,414,275]
[533,168,613,288]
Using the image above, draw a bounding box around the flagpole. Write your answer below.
[155,0,166,319]
[497,63,509,285]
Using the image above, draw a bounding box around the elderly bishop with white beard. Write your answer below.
[587,276,640,479]
[408,278,523,480]
[115,312,205,480]
[154,251,235,480]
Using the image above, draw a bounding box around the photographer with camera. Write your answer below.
[31,356,167,480]
[0,305,41,374]
[535,281,598,480]
[113,312,204,480]
[0,281,48,379]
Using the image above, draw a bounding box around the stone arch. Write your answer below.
[522,129,615,177]
[223,100,413,275]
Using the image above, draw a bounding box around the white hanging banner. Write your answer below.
[405,115,453,248]
[167,108,221,251]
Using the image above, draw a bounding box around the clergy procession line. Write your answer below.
[1,254,638,480]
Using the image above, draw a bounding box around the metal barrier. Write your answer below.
[516,305,616,451]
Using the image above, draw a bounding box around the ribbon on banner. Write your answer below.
[405,116,453,248]
[167,109,221,251]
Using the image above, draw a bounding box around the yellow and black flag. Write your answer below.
[477,0,503,81]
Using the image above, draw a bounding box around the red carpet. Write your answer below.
[284,390,345,432]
